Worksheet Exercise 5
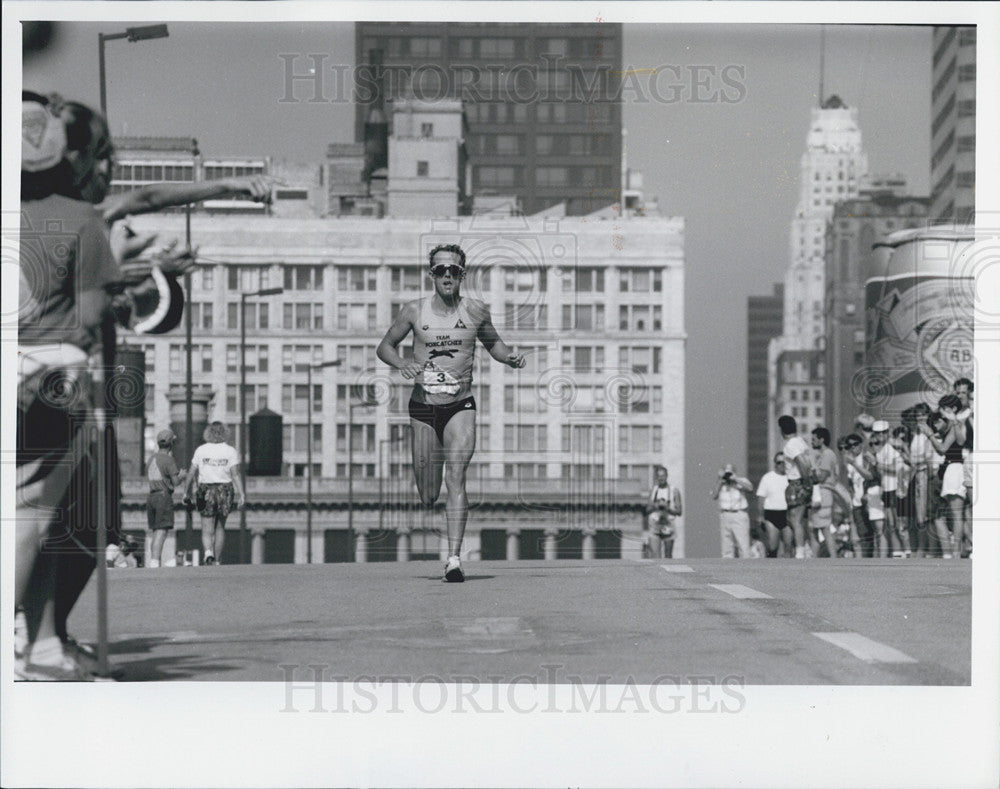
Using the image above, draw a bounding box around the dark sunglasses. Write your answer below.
[431,265,464,278]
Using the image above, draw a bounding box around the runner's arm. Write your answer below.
[376,303,423,379]
[476,312,525,368]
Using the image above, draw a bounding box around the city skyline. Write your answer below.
[11,17,950,558]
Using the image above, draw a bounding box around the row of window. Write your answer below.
[363,35,615,61]
[464,101,614,125]
[182,301,664,334]
[468,132,614,158]
[201,264,665,295]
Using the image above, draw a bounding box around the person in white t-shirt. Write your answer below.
[183,422,245,565]
[755,453,790,557]
[778,415,813,559]
[871,420,912,558]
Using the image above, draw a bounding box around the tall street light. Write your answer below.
[347,386,379,547]
[98,24,169,122]
[183,138,199,563]
[307,359,342,564]
[378,433,408,534]
[240,286,284,563]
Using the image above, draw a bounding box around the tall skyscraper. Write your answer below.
[746,284,783,485]
[354,22,623,216]
[930,26,976,224]
[785,95,868,351]
[768,94,868,457]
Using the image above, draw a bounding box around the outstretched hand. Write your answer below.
[224,175,284,203]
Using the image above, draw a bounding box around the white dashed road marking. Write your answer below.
[660,564,695,573]
[813,632,918,664]
[710,583,773,599]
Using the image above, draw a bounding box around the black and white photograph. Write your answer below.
[3,1,999,787]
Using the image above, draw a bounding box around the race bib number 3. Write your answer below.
[422,365,461,395]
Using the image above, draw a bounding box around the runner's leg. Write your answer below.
[410,418,444,507]
[440,409,476,558]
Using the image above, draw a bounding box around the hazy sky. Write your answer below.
[22,17,934,557]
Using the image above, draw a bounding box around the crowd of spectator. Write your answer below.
[751,378,974,559]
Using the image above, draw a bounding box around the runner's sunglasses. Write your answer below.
[430,264,465,278]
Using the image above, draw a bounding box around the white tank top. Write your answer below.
[412,297,478,403]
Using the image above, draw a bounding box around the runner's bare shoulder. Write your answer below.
[464,297,491,325]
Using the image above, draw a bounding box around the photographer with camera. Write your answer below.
[646,465,682,559]
[711,464,754,558]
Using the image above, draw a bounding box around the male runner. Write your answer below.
[377,244,525,582]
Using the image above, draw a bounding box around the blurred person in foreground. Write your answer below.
[711,464,754,558]
[17,92,119,679]
[646,465,682,559]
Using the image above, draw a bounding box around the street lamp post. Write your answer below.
[347,388,378,548]
[378,433,408,534]
[306,360,342,564]
[183,138,199,563]
[240,286,284,564]
[98,24,169,122]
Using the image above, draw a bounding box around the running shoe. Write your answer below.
[443,555,465,583]
[16,650,94,681]
[204,554,216,566]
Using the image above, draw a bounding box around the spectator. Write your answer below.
[711,464,754,558]
[921,396,969,557]
[870,420,911,558]
[891,424,915,555]
[646,465,682,559]
[755,453,790,557]
[146,428,185,568]
[840,434,875,557]
[854,413,876,451]
[183,422,245,565]
[808,427,840,557]
[778,415,813,559]
[905,404,936,557]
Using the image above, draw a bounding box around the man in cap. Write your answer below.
[711,463,754,558]
[146,428,185,568]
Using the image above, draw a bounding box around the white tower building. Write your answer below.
[767,95,868,459]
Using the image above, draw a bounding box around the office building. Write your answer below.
[768,94,868,457]
[746,284,783,485]
[354,22,623,216]
[930,26,976,224]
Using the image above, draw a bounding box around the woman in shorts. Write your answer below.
[183,422,244,565]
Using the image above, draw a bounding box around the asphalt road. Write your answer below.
[69,557,970,685]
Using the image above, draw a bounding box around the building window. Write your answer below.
[337,267,378,291]
[420,123,434,138]
[416,160,429,177]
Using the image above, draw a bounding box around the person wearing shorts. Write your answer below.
[646,465,682,559]
[778,415,813,558]
[146,428,185,568]
[183,422,244,565]
[377,244,525,582]
[755,453,789,557]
